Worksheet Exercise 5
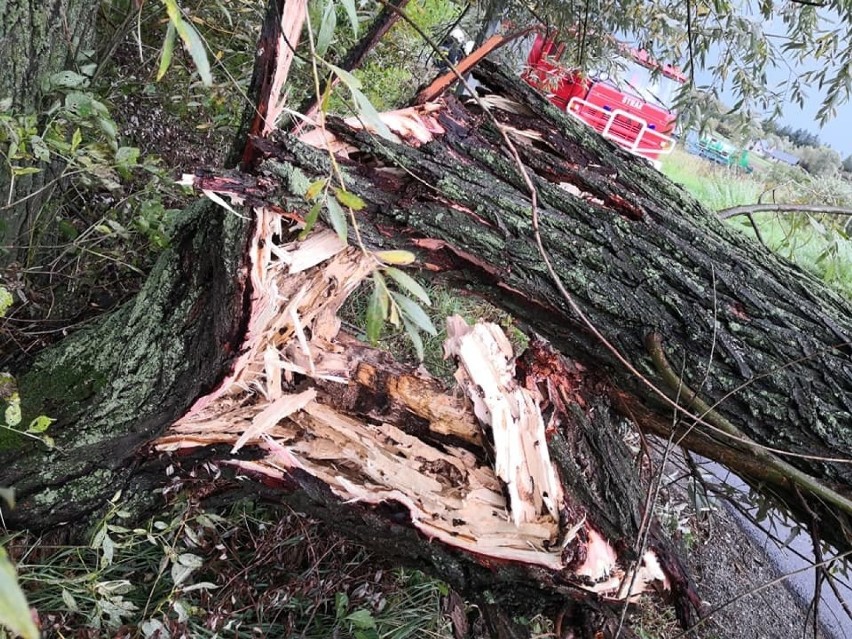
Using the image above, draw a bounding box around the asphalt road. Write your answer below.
[698,458,852,639]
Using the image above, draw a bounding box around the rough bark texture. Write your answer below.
[0,0,96,265]
[212,61,852,551]
[5,201,251,528]
[3,12,852,635]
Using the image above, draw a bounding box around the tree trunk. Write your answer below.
[229,62,852,552]
[0,0,96,266]
[3,6,852,635]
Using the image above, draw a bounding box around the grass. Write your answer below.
[9,498,455,638]
[662,148,852,298]
[660,150,765,211]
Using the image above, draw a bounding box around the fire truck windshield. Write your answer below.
[615,60,681,111]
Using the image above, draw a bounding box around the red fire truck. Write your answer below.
[522,34,685,162]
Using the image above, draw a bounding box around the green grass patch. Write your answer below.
[661,150,764,211]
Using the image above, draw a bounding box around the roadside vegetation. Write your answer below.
[661,148,852,298]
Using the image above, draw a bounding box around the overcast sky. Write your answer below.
[693,11,852,159]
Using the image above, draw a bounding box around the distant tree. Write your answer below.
[843,154,852,173]
[797,145,842,176]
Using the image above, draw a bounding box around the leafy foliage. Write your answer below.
[9,499,454,638]
[484,0,852,129]
[797,144,842,176]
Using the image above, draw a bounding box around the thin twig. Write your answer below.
[718,203,852,220]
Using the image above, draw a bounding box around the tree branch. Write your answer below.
[717,203,852,220]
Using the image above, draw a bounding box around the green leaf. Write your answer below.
[325,63,362,90]
[366,282,385,344]
[305,178,327,201]
[299,200,323,239]
[346,608,376,630]
[49,70,89,89]
[101,534,115,567]
[325,197,348,244]
[97,116,118,144]
[26,415,54,434]
[65,91,94,116]
[402,316,425,361]
[29,135,50,163]
[335,592,349,620]
[0,548,39,639]
[384,267,430,305]
[61,588,78,612]
[157,21,177,81]
[373,271,390,318]
[181,19,213,86]
[334,188,365,211]
[316,0,337,57]
[70,127,82,153]
[350,87,396,141]
[390,292,437,336]
[0,287,12,317]
[115,146,140,168]
[4,397,21,428]
[163,0,212,86]
[340,0,359,36]
[11,166,40,177]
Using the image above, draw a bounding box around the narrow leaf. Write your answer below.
[390,292,437,336]
[384,267,431,305]
[181,20,213,86]
[373,271,390,318]
[402,316,425,361]
[325,197,348,244]
[70,127,82,153]
[157,21,177,81]
[366,283,384,344]
[351,87,397,141]
[326,62,362,90]
[316,0,337,57]
[163,0,212,86]
[340,0,359,36]
[375,250,415,266]
[334,188,365,210]
[299,200,323,239]
[305,178,327,201]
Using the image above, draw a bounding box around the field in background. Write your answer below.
[661,148,852,297]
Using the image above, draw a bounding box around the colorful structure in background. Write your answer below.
[522,34,685,163]
[686,135,753,172]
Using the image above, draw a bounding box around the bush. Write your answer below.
[797,145,841,177]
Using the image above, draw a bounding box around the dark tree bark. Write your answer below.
[3,3,852,635]
[240,62,852,551]
[0,0,96,266]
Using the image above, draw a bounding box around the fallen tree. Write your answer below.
[3,0,852,635]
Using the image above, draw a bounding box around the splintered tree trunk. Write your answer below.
[3,2,852,635]
[212,61,852,552]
